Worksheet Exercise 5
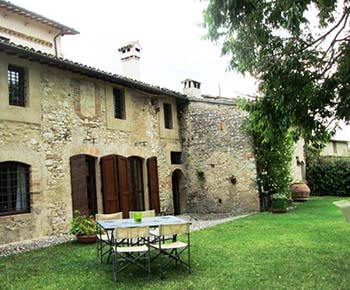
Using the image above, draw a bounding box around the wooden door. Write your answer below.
[100,155,119,213]
[117,155,130,218]
[147,157,160,214]
[70,155,89,215]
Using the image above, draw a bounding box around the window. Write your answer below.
[113,88,126,119]
[8,65,26,107]
[163,103,173,129]
[0,162,30,216]
[171,152,182,164]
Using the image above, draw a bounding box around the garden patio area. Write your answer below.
[1,196,350,290]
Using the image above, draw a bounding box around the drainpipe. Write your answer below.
[53,32,62,57]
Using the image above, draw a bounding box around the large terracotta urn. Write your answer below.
[290,182,310,202]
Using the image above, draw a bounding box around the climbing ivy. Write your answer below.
[240,98,295,197]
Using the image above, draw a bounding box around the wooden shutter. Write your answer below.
[117,155,130,218]
[100,155,119,214]
[147,157,160,214]
[70,155,88,215]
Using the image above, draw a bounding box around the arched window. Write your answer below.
[0,161,30,215]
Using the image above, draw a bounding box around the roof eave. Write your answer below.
[0,41,187,101]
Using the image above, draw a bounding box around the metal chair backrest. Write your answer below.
[96,212,123,220]
[334,201,350,223]
[159,223,189,236]
[129,210,155,218]
[115,226,150,240]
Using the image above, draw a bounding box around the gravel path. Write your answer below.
[179,213,250,231]
[0,213,251,257]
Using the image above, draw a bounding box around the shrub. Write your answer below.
[70,210,97,236]
[306,157,350,196]
[271,193,289,209]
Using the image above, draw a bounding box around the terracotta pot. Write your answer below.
[270,208,288,214]
[290,183,310,202]
[76,235,97,244]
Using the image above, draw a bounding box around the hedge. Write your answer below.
[307,157,350,196]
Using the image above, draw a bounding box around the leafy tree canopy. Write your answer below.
[203,0,350,146]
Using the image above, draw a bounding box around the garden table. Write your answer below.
[96,215,188,231]
[96,215,188,262]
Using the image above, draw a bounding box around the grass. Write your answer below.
[1,196,350,290]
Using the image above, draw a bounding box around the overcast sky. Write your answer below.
[11,0,257,98]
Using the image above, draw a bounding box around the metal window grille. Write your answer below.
[164,103,173,129]
[8,65,26,107]
[0,162,30,216]
[113,88,126,119]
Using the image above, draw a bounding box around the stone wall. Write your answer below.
[180,98,260,214]
[0,53,183,244]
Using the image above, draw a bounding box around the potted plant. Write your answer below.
[290,180,310,202]
[270,193,289,213]
[70,210,97,243]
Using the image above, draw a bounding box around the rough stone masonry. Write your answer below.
[179,97,259,214]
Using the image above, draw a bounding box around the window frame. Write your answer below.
[8,64,27,107]
[163,103,173,129]
[113,88,126,120]
[0,161,31,216]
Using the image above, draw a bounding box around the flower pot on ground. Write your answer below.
[270,193,289,214]
[76,235,97,243]
[70,210,97,243]
[291,182,310,202]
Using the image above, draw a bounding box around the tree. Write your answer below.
[203,0,350,146]
[203,0,350,197]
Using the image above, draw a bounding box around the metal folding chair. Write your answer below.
[96,212,123,263]
[129,210,160,243]
[112,225,151,282]
[150,223,191,279]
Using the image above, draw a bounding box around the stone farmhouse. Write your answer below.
[0,1,262,245]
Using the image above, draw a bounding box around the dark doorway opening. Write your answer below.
[172,169,184,215]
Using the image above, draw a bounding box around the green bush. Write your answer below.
[307,157,350,196]
[271,193,289,209]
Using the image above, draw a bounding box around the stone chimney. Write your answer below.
[182,79,201,98]
[118,41,142,80]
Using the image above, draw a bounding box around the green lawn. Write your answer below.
[1,196,350,290]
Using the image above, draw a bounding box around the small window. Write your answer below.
[163,103,173,129]
[0,162,30,216]
[113,88,126,119]
[8,65,26,107]
[171,152,182,164]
